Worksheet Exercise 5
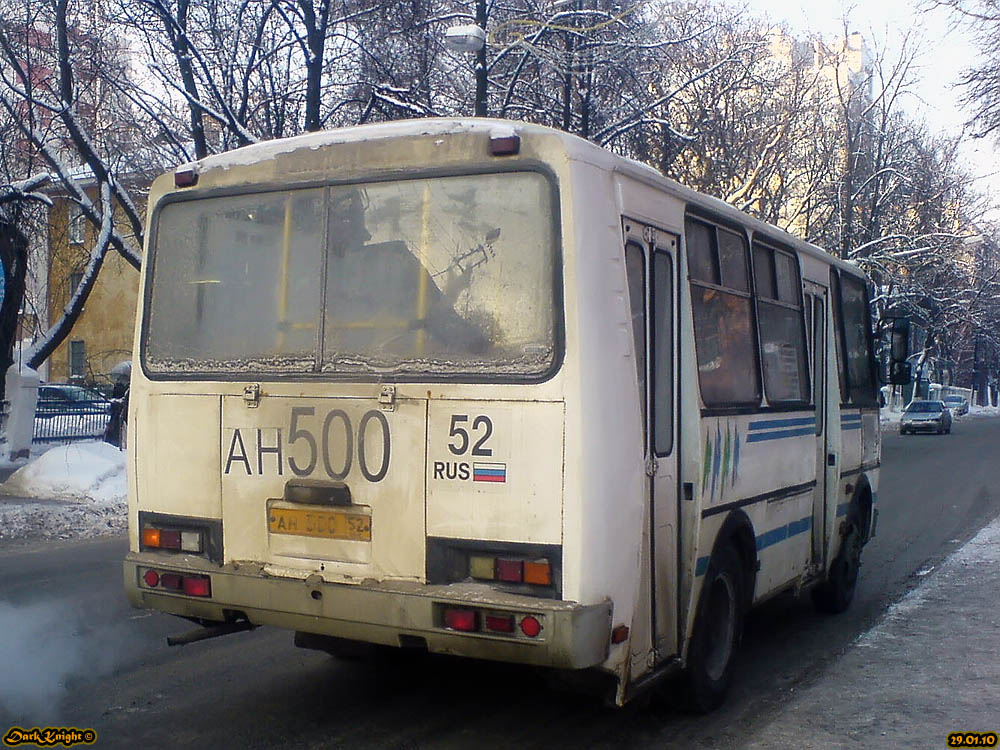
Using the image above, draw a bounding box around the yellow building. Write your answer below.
[44,183,143,386]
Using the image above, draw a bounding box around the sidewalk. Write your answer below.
[743,517,1000,748]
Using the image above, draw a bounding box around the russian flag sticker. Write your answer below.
[473,462,507,483]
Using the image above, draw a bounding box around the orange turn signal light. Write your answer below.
[523,560,551,586]
[142,528,161,548]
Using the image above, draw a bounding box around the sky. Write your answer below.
[744,0,1000,209]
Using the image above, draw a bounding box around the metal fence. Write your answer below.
[33,400,111,442]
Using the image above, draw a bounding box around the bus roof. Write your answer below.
[186,117,862,277]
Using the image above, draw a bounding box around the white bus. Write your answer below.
[125,119,883,710]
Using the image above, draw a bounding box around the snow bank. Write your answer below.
[3,442,126,503]
[0,442,127,543]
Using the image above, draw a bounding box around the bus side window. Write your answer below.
[685,218,761,407]
[625,241,647,439]
[838,273,878,405]
[653,249,673,455]
[752,242,810,405]
[829,270,850,404]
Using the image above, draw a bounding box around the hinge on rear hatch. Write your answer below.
[243,383,261,408]
[378,384,396,412]
[644,457,658,477]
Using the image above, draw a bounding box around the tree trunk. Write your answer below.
[0,209,28,400]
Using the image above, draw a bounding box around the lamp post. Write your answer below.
[444,0,488,116]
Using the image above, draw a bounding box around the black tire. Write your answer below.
[812,508,863,614]
[684,544,744,712]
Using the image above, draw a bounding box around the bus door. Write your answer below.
[804,283,829,568]
[623,219,679,661]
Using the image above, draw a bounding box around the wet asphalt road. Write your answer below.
[1,416,998,749]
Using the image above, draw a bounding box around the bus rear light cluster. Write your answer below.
[441,606,544,639]
[469,555,551,586]
[142,525,204,554]
[140,568,212,598]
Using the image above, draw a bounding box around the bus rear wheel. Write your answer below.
[812,509,863,614]
[684,544,743,712]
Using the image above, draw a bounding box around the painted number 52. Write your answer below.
[447,414,493,457]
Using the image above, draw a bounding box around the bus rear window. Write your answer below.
[143,172,558,379]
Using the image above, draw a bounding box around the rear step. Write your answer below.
[294,631,428,660]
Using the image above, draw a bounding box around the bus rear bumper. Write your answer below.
[124,553,612,670]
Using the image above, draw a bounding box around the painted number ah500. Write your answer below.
[224,408,390,482]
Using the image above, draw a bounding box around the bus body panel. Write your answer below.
[128,393,222,548]
[221,394,425,579]
[425,399,564,545]
[558,160,647,676]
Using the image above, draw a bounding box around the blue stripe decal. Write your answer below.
[836,502,850,517]
[698,516,813,576]
[749,417,816,430]
[756,516,813,551]
[842,424,862,431]
[841,415,862,424]
[787,516,812,536]
[746,427,816,443]
[695,556,710,577]
[756,525,788,550]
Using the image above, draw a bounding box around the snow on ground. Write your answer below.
[0,441,127,544]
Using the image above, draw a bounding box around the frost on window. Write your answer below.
[144,172,557,379]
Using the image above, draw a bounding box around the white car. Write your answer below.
[942,395,969,416]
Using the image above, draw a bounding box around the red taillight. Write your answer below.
[160,572,183,590]
[143,569,160,587]
[182,576,211,597]
[444,608,478,632]
[160,530,182,550]
[485,614,515,633]
[495,558,523,583]
[520,616,542,638]
[174,166,198,187]
[489,134,521,156]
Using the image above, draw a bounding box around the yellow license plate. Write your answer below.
[267,507,371,541]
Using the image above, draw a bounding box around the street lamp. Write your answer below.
[444,0,488,117]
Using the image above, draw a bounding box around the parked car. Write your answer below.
[943,395,969,416]
[37,384,111,415]
[34,384,112,442]
[900,400,952,435]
